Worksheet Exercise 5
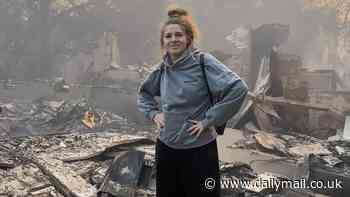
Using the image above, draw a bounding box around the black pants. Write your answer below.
[155,139,221,197]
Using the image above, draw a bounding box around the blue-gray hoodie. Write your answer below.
[137,48,248,149]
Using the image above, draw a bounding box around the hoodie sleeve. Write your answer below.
[137,66,162,121]
[200,53,248,129]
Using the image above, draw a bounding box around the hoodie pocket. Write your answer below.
[162,111,190,143]
[162,110,208,146]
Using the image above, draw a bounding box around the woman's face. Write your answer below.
[162,24,189,60]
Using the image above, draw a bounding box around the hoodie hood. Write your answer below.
[163,47,201,68]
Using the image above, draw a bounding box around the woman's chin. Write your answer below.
[169,50,185,57]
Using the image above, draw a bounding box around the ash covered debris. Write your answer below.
[0,96,157,196]
[216,23,350,197]
[0,97,130,137]
[1,130,334,197]
[2,0,350,196]
[0,99,335,197]
[0,16,349,197]
[0,131,157,197]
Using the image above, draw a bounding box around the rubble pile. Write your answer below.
[0,132,157,197]
[0,97,159,197]
[0,98,132,137]
[0,99,335,197]
[219,23,350,196]
[228,127,350,196]
[230,129,330,157]
[1,131,333,197]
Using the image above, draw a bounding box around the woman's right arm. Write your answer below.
[137,67,162,121]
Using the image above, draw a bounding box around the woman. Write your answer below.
[137,7,248,197]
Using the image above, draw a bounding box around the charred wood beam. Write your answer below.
[29,183,52,193]
[245,127,324,144]
[247,92,330,111]
[61,138,154,162]
[31,156,97,197]
[0,161,15,169]
[0,142,96,197]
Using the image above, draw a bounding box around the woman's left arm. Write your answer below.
[200,53,248,130]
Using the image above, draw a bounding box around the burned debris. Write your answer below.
[0,1,350,195]
[0,97,130,137]
[0,129,157,197]
[219,23,350,197]
[0,96,157,196]
[2,64,349,197]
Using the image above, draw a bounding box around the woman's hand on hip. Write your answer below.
[187,120,204,138]
[153,113,165,130]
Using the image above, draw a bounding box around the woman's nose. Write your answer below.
[170,35,177,41]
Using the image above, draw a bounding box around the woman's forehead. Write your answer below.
[164,24,185,34]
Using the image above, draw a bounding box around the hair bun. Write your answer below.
[168,8,188,19]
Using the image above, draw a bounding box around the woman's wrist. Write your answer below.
[201,119,210,130]
[149,111,160,121]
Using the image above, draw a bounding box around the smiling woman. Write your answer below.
[162,24,189,61]
[137,6,248,197]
